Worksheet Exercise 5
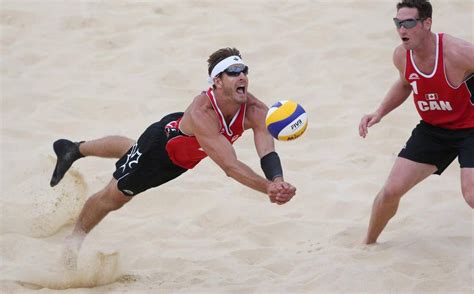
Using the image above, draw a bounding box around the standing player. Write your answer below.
[359,0,474,244]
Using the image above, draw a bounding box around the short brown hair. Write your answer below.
[207,47,242,76]
[397,0,432,19]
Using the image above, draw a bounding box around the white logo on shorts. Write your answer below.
[120,143,142,172]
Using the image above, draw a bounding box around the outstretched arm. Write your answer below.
[245,93,297,204]
[198,130,270,194]
[246,92,282,178]
[359,46,413,138]
[188,99,276,196]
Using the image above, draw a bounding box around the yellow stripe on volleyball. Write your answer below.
[265,100,298,126]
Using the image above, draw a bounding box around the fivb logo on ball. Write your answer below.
[265,100,308,141]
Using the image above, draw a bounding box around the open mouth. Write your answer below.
[236,86,246,94]
[402,37,409,42]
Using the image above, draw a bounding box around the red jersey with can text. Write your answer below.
[165,88,246,169]
[405,33,474,129]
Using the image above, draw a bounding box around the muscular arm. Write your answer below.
[245,93,276,157]
[359,46,413,138]
[375,77,413,118]
[375,46,413,117]
[458,38,474,76]
[444,34,474,82]
[189,97,271,194]
[244,93,297,204]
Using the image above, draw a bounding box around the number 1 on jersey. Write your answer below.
[410,81,418,95]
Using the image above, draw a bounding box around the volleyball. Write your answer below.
[265,100,308,141]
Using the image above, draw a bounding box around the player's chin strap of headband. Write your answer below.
[208,55,246,85]
[260,151,283,181]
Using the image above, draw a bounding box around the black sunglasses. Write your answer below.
[223,64,249,77]
[393,18,423,29]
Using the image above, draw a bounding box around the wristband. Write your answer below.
[260,151,283,181]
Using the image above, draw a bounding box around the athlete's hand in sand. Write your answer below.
[359,112,382,138]
[267,180,296,205]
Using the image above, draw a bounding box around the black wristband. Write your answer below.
[260,151,283,181]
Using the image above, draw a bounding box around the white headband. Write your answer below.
[208,55,246,85]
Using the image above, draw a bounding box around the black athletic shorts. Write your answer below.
[398,120,474,175]
[113,112,187,196]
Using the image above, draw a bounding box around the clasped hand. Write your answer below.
[267,180,296,205]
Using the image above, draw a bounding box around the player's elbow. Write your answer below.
[221,162,240,178]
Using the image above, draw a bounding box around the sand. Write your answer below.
[1,0,472,292]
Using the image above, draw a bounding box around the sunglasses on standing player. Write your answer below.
[222,64,249,77]
[393,18,424,29]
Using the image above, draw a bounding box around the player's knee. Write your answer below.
[101,183,131,211]
[461,182,474,208]
[462,191,474,208]
[464,197,474,209]
[102,193,128,211]
[379,184,404,203]
[117,136,135,151]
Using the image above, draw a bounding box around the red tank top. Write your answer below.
[165,88,246,169]
[405,33,474,129]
